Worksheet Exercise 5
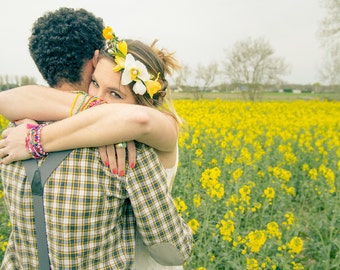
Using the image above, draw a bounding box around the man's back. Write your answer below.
[1,143,192,269]
[1,147,133,269]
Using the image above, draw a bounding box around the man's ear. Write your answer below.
[92,50,99,67]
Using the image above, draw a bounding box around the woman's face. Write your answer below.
[89,57,137,104]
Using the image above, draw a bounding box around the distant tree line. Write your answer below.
[0,74,37,91]
[173,35,339,101]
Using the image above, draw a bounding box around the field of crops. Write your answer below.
[1,99,339,269]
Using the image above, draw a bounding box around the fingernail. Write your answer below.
[130,163,135,169]
[119,170,124,176]
[104,161,109,167]
[26,123,36,129]
[111,169,117,174]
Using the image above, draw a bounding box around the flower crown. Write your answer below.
[102,26,162,98]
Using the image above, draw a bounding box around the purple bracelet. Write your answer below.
[25,123,48,159]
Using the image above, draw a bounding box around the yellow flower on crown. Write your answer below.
[145,73,162,98]
[102,26,162,98]
[113,56,125,72]
[102,26,114,40]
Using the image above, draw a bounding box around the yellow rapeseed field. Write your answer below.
[1,100,339,269]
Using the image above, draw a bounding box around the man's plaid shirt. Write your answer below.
[1,143,193,269]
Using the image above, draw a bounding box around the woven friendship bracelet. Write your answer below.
[81,96,106,111]
[69,91,106,116]
[25,124,49,159]
[69,93,82,116]
[74,94,88,114]
[85,97,106,109]
[69,91,88,116]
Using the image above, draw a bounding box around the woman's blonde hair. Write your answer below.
[99,39,182,124]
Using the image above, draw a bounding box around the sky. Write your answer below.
[0,0,326,85]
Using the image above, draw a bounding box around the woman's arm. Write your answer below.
[0,102,178,163]
[41,103,178,153]
[0,85,74,121]
[0,86,177,151]
[0,85,178,163]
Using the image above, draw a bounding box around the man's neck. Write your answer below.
[56,82,86,93]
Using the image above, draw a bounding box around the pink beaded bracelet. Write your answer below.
[25,123,49,159]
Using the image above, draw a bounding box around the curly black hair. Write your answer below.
[29,7,105,87]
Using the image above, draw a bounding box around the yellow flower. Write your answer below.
[232,168,243,182]
[223,210,234,219]
[174,197,187,214]
[145,79,162,98]
[308,168,318,180]
[1,242,7,252]
[219,219,235,242]
[287,236,303,254]
[302,163,309,171]
[200,167,224,200]
[193,194,201,207]
[266,221,282,239]
[102,26,114,40]
[239,185,251,205]
[264,187,275,200]
[284,151,297,164]
[285,212,295,225]
[117,40,127,56]
[239,185,251,196]
[224,154,234,165]
[113,56,125,72]
[246,258,259,270]
[188,219,200,235]
[195,149,203,157]
[285,186,296,196]
[246,230,267,253]
[272,166,291,182]
[210,158,218,166]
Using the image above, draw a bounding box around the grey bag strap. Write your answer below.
[23,150,72,270]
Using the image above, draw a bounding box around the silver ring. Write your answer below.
[115,142,127,149]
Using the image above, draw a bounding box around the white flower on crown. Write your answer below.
[121,54,149,95]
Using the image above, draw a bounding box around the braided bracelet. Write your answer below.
[85,97,106,109]
[25,123,49,159]
[80,96,106,111]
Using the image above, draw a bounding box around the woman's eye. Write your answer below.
[91,79,99,88]
[110,91,122,99]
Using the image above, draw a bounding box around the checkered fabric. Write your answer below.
[1,143,192,269]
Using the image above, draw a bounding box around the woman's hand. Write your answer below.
[98,141,136,176]
[0,123,33,164]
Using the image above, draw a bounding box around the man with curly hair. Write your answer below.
[28,7,105,91]
[0,7,192,269]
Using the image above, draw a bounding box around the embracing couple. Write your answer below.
[0,7,192,270]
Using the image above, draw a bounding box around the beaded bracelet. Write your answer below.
[70,91,88,116]
[69,93,106,116]
[84,97,106,110]
[25,123,49,159]
[69,93,82,116]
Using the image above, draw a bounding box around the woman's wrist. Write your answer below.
[69,92,106,116]
[25,123,49,159]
